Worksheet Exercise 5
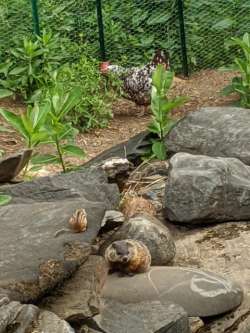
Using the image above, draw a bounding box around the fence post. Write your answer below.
[95,0,106,61]
[177,0,189,76]
[31,0,40,35]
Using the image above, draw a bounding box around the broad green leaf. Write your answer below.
[151,93,161,116]
[21,113,33,134]
[162,71,174,91]
[31,131,51,146]
[152,141,166,160]
[152,64,166,92]
[0,108,29,140]
[0,62,12,76]
[0,89,13,99]
[152,65,174,94]
[31,154,59,165]
[160,96,187,112]
[9,66,27,75]
[212,18,234,31]
[31,102,50,130]
[58,86,81,119]
[148,119,161,134]
[58,124,75,140]
[162,119,176,136]
[243,32,250,48]
[0,194,11,206]
[61,144,86,158]
[235,59,247,74]
[221,84,236,96]
[52,94,60,114]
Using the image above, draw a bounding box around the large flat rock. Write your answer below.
[102,267,242,317]
[165,153,250,223]
[92,299,190,333]
[174,222,250,331]
[1,167,119,208]
[165,107,250,165]
[0,168,119,302]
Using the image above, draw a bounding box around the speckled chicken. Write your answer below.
[102,50,169,109]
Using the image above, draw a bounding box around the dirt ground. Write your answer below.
[0,69,238,174]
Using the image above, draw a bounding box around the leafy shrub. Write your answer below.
[0,31,116,132]
[0,77,85,174]
[0,31,66,100]
[148,65,186,160]
[221,33,250,108]
[59,56,114,131]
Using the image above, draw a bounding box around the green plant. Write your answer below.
[0,31,65,100]
[0,193,11,206]
[0,75,85,174]
[59,56,114,131]
[221,32,250,108]
[0,103,51,175]
[31,73,85,172]
[148,64,186,160]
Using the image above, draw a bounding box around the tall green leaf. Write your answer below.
[0,108,29,140]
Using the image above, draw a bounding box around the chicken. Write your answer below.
[101,50,170,113]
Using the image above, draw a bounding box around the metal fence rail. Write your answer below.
[1,0,250,76]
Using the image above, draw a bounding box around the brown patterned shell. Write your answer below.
[68,209,88,233]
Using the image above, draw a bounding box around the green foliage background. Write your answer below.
[1,0,250,73]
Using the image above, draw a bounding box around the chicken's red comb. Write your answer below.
[100,61,110,73]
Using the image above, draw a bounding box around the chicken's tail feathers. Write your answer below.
[151,49,170,69]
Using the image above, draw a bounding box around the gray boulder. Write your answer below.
[102,267,243,317]
[92,299,190,333]
[0,297,74,333]
[0,299,39,333]
[174,221,250,330]
[165,107,250,165]
[1,166,119,208]
[40,255,109,322]
[0,149,32,183]
[165,152,250,223]
[0,168,119,302]
[35,310,75,333]
[100,210,125,231]
[100,213,176,265]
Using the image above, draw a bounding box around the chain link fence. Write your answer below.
[1,0,250,75]
[184,0,250,71]
[0,0,33,58]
